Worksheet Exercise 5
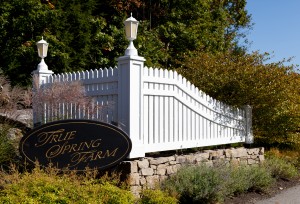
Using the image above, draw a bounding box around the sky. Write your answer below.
[245,0,300,69]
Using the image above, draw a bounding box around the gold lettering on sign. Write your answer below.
[45,139,102,159]
[69,148,119,167]
[35,129,76,147]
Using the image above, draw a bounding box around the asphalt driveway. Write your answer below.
[256,184,300,204]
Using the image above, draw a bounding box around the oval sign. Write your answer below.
[20,120,131,171]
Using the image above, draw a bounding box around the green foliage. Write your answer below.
[161,163,274,203]
[265,154,299,179]
[135,0,251,68]
[139,189,178,204]
[0,0,251,86]
[0,167,135,204]
[179,51,300,147]
[0,0,127,86]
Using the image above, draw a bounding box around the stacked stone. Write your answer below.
[126,147,264,196]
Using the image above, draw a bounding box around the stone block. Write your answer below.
[150,165,157,170]
[149,157,169,165]
[140,168,154,176]
[225,149,233,158]
[196,153,209,162]
[138,159,149,169]
[166,166,175,175]
[250,155,258,159]
[169,161,177,165]
[130,161,138,173]
[232,148,248,158]
[146,175,159,189]
[186,155,197,164]
[259,155,265,162]
[167,156,176,162]
[157,168,166,176]
[216,149,225,157]
[157,164,167,170]
[176,155,187,164]
[130,173,140,185]
[247,148,259,155]
[140,177,147,186]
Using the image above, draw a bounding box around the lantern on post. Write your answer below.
[36,37,49,71]
[124,13,139,56]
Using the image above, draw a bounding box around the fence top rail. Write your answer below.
[143,66,245,118]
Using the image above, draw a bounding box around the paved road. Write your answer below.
[256,185,300,204]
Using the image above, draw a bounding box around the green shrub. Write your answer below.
[161,163,274,203]
[0,167,135,204]
[139,189,178,204]
[264,156,299,179]
[161,164,225,203]
[246,165,274,191]
[226,165,253,195]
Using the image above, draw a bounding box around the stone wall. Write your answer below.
[121,147,264,197]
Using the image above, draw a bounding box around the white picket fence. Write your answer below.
[33,55,253,158]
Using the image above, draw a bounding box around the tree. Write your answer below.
[135,0,251,68]
[179,51,300,147]
[0,0,251,86]
[0,0,127,86]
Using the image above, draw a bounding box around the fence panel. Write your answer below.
[41,67,119,124]
[142,67,246,153]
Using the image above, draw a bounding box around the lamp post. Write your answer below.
[36,37,49,71]
[118,14,146,157]
[124,13,139,56]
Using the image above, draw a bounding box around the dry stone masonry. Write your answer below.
[122,147,264,197]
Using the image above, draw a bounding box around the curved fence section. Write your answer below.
[142,67,247,152]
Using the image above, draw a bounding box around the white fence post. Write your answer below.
[117,55,146,158]
[244,105,254,144]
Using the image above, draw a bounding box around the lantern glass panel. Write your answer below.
[131,23,138,39]
[37,43,48,58]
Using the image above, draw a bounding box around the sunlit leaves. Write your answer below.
[180,51,300,145]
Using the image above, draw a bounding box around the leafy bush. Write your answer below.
[139,189,178,204]
[180,51,300,147]
[162,164,225,203]
[245,165,274,191]
[0,167,135,204]
[264,155,299,179]
[161,163,274,203]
